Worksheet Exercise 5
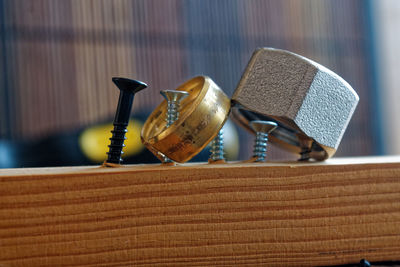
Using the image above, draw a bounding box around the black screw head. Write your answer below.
[112,77,147,94]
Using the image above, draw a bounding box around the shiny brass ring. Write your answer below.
[141,76,231,163]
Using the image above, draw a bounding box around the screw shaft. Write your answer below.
[253,131,269,162]
[107,125,128,164]
[209,129,225,162]
[249,120,277,162]
[163,99,179,163]
[160,90,189,164]
[166,100,179,126]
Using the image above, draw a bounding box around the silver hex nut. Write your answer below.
[231,48,359,160]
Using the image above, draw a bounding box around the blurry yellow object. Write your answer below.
[79,119,144,163]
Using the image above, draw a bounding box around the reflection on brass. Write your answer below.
[141,76,231,163]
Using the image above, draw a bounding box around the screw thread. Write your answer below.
[107,125,128,164]
[253,132,269,162]
[209,129,225,161]
[160,90,188,164]
[164,99,181,163]
[166,101,179,127]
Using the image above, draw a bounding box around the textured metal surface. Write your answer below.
[232,48,359,160]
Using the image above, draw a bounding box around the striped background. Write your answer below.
[0,0,380,160]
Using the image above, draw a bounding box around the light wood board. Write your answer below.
[1,156,400,266]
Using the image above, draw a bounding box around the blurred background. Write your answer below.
[0,0,399,167]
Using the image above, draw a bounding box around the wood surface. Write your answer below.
[1,156,400,266]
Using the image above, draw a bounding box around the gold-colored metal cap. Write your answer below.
[141,76,231,163]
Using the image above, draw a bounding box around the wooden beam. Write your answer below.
[1,156,400,266]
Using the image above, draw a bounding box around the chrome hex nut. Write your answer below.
[231,48,359,160]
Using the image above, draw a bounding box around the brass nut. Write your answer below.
[141,76,231,163]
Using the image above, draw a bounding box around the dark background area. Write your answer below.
[0,0,385,167]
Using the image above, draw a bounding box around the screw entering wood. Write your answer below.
[106,77,147,165]
[250,120,277,162]
[160,90,189,163]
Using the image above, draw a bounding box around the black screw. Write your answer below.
[106,77,147,164]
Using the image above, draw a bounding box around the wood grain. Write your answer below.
[1,156,400,266]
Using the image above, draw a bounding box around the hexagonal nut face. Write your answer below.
[231,48,359,160]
